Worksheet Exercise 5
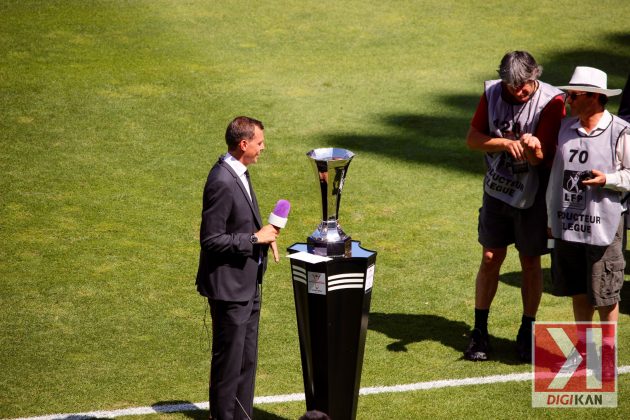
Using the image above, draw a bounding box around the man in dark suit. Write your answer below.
[196,116,279,420]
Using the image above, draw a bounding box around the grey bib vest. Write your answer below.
[548,115,630,246]
[483,80,562,208]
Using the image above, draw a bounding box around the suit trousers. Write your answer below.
[209,288,261,420]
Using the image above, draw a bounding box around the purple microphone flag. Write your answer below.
[274,199,291,217]
[269,199,290,228]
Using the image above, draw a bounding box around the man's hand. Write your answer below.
[254,224,279,244]
[503,138,526,160]
[520,133,543,162]
[581,169,606,187]
[255,224,280,263]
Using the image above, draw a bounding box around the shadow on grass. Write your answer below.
[368,312,527,366]
[321,33,630,175]
[322,110,482,176]
[537,35,630,89]
[620,283,630,316]
[63,417,110,420]
[152,400,289,420]
[498,268,553,295]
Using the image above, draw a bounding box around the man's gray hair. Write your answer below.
[497,51,543,87]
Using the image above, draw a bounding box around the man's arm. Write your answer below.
[466,93,528,161]
[519,94,566,166]
[607,129,630,191]
[199,172,278,258]
[583,130,630,192]
[533,94,566,168]
[199,177,254,256]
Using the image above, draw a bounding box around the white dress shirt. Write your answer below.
[224,152,252,201]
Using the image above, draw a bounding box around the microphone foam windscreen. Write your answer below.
[273,199,291,218]
[268,199,291,228]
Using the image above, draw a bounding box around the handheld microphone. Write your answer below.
[268,199,290,263]
[268,199,291,229]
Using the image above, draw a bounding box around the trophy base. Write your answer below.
[307,237,352,258]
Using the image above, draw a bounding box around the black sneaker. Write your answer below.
[464,328,490,361]
[516,326,532,363]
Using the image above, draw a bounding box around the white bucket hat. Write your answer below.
[556,66,622,96]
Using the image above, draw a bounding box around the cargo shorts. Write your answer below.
[551,219,626,307]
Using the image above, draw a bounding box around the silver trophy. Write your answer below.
[306,148,355,257]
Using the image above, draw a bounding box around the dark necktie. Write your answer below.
[245,170,263,266]
[245,170,259,209]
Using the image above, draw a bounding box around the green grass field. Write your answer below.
[2,1,630,419]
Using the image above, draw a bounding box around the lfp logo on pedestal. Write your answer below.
[533,322,617,408]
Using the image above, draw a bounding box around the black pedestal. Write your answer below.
[288,241,377,420]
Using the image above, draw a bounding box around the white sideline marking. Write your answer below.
[8,366,630,420]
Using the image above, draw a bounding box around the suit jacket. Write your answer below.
[196,156,268,301]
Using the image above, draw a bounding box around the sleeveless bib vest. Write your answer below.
[548,115,630,245]
[483,80,562,208]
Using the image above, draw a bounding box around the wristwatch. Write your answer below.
[249,234,258,244]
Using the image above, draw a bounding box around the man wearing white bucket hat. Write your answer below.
[547,66,630,326]
[465,51,565,362]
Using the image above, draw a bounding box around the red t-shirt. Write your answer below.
[470,92,566,168]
